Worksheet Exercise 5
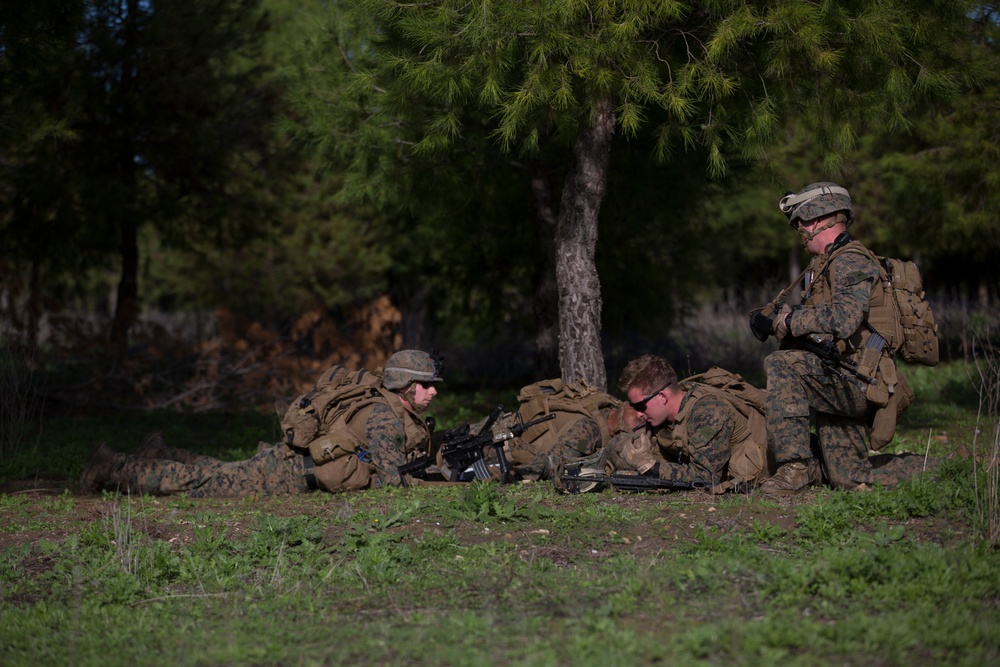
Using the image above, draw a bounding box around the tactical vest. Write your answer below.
[669,383,770,487]
[802,240,900,407]
[510,379,624,464]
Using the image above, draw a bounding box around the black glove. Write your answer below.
[749,309,773,342]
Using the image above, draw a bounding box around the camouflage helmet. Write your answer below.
[778,182,854,228]
[382,350,444,390]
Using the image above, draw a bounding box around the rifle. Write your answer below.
[557,466,709,494]
[398,407,556,484]
[749,308,876,385]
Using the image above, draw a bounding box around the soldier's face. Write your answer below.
[627,385,670,427]
[797,215,843,255]
[411,382,437,409]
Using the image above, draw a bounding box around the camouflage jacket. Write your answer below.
[356,398,431,488]
[785,232,900,405]
[654,387,739,485]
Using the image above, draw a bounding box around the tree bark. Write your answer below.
[109,0,141,368]
[555,97,615,390]
[111,213,139,365]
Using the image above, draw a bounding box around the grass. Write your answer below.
[1,360,999,666]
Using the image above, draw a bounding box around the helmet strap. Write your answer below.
[797,217,839,248]
[400,384,428,413]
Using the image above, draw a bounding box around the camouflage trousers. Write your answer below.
[512,418,603,480]
[107,442,310,497]
[766,349,932,489]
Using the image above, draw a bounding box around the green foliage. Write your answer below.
[847,5,1000,300]
[0,0,293,340]
[793,462,973,546]
[447,482,555,523]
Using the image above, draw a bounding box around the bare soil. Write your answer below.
[0,476,970,558]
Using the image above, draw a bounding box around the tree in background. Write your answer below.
[0,0,284,365]
[306,0,972,389]
[853,3,1000,305]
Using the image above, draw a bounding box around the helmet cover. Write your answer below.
[382,350,444,390]
[778,182,854,227]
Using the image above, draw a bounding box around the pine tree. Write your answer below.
[307,0,973,388]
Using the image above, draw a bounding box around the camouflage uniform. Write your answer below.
[82,350,440,497]
[509,404,633,480]
[363,401,429,488]
[98,441,310,497]
[87,399,427,497]
[603,385,751,487]
[766,232,929,489]
[485,378,637,481]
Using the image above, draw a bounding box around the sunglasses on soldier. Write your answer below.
[628,380,672,412]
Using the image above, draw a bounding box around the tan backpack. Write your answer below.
[677,367,770,487]
[512,379,622,463]
[878,256,939,367]
[280,365,385,459]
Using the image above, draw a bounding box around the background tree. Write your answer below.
[852,3,1000,305]
[0,0,284,366]
[309,0,972,389]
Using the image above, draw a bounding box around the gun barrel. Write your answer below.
[397,455,434,485]
[519,413,557,431]
[560,472,706,493]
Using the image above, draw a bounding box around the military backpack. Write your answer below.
[878,256,939,366]
[676,367,770,486]
[512,378,622,462]
[280,365,388,462]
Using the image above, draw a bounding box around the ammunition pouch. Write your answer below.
[870,372,915,451]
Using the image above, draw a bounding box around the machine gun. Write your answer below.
[557,466,711,494]
[398,407,556,485]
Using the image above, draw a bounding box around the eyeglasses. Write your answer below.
[628,380,672,412]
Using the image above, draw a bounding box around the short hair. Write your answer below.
[618,355,678,394]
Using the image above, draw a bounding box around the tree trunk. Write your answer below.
[110,214,140,365]
[109,0,141,368]
[555,97,615,390]
[529,163,560,379]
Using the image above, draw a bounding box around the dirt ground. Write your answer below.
[0,475,969,560]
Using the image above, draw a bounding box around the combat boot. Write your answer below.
[759,459,820,496]
[79,442,124,493]
[134,431,168,459]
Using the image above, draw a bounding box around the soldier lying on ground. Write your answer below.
[566,355,771,493]
[79,350,443,497]
[503,378,642,481]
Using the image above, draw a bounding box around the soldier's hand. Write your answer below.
[773,303,793,342]
[749,309,773,342]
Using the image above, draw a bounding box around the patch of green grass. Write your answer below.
[894,361,980,457]
[0,491,77,532]
[3,497,999,667]
[1,409,276,482]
